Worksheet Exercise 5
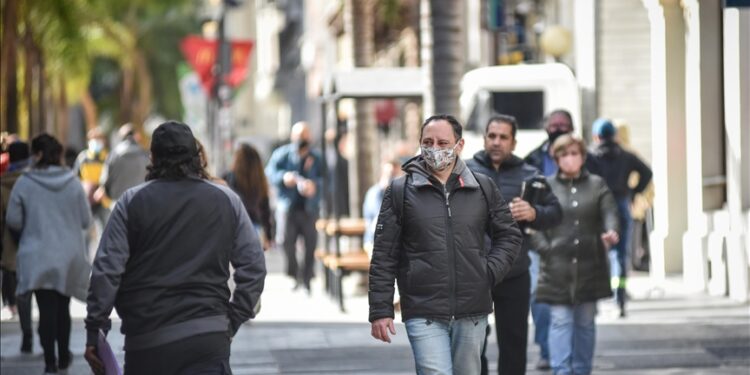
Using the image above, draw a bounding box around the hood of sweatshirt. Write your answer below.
[23,166,77,192]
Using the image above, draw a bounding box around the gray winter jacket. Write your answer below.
[5,166,92,300]
[100,137,149,201]
[530,170,619,305]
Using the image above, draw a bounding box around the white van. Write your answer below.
[460,63,581,158]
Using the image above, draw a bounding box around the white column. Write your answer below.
[680,0,724,292]
[574,0,597,134]
[723,7,750,302]
[642,0,687,282]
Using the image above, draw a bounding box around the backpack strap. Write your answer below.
[469,170,493,204]
[390,175,407,225]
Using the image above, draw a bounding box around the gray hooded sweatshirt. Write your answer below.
[5,166,92,300]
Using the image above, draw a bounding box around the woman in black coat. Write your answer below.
[530,134,619,375]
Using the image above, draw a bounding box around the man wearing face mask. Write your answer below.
[525,109,599,177]
[266,121,324,293]
[467,114,562,375]
[369,114,523,375]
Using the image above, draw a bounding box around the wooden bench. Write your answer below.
[316,218,369,312]
[320,250,370,312]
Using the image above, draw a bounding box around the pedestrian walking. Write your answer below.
[84,121,266,375]
[362,159,402,256]
[5,134,92,374]
[225,143,276,250]
[369,114,523,375]
[590,118,652,317]
[467,114,562,375]
[523,109,599,369]
[1,140,34,354]
[529,134,619,375]
[265,121,323,293]
[96,123,149,205]
[73,127,110,258]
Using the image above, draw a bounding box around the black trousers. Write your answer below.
[481,272,531,375]
[283,208,318,287]
[124,332,231,375]
[34,289,72,370]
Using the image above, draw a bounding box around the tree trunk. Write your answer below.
[421,0,463,116]
[132,49,152,136]
[80,89,98,132]
[56,76,69,145]
[24,30,34,135]
[119,61,134,126]
[345,0,376,217]
[2,0,19,134]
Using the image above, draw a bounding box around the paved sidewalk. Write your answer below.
[2,248,748,374]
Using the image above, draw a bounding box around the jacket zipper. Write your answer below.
[444,184,457,319]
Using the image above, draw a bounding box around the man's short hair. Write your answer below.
[550,134,587,162]
[420,114,463,141]
[544,109,574,130]
[485,114,518,139]
[8,141,30,163]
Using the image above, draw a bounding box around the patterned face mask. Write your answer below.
[421,142,459,171]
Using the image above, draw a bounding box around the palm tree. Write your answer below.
[346,0,376,216]
[421,0,463,116]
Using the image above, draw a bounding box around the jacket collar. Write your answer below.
[555,168,590,183]
[472,150,524,171]
[406,156,479,189]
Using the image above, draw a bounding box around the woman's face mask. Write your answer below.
[421,142,459,171]
[88,139,103,153]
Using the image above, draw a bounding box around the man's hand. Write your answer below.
[601,230,619,249]
[84,346,105,375]
[371,318,396,343]
[299,179,317,198]
[283,172,297,188]
[509,197,536,222]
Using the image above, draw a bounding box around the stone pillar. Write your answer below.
[574,0,597,135]
[723,7,750,302]
[642,0,687,282]
[680,0,724,292]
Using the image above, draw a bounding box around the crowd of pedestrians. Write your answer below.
[0,107,651,374]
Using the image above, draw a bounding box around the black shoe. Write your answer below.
[536,358,551,370]
[20,336,32,354]
[58,351,73,370]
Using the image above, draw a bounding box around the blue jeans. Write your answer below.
[609,197,632,310]
[405,316,488,375]
[549,303,597,375]
[529,251,550,360]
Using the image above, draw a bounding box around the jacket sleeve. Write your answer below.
[264,148,287,189]
[228,198,267,335]
[598,179,620,235]
[77,182,92,230]
[529,230,552,257]
[629,153,653,196]
[485,178,523,286]
[85,198,131,347]
[368,184,401,322]
[5,178,25,232]
[528,177,563,230]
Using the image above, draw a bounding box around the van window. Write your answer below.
[491,91,545,130]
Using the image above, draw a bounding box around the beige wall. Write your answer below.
[598,0,652,162]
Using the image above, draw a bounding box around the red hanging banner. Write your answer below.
[180,35,254,96]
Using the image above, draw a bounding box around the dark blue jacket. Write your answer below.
[591,141,652,201]
[265,143,324,214]
[466,151,563,279]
